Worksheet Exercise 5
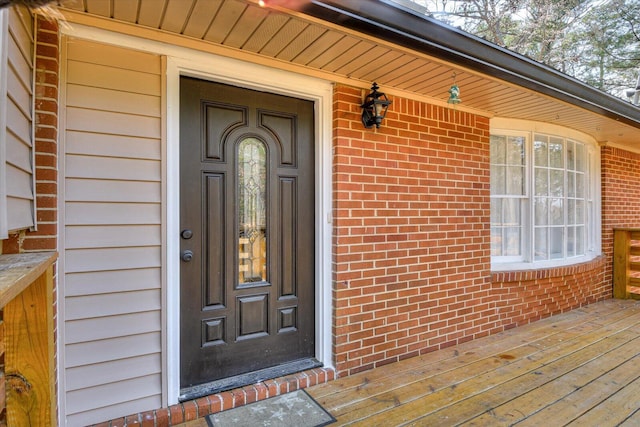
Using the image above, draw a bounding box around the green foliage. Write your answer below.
[397,0,640,99]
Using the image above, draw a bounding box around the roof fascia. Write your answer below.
[301,0,640,128]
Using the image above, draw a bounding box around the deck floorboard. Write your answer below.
[306,299,640,426]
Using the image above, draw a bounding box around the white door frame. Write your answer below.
[166,55,334,404]
[59,24,334,408]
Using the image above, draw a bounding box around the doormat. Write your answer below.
[206,389,335,427]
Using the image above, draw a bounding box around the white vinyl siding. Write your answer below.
[0,6,35,237]
[62,38,163,426]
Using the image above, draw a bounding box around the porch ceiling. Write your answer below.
[57,0,640,150]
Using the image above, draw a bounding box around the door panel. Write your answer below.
[180,77,315,389]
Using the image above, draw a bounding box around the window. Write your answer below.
[490,120,600,269]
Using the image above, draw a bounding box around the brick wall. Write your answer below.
[601,146,640,290]
[332,84,493,375]
[332,84,610,376]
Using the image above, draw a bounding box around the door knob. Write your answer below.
[181,250,193,262]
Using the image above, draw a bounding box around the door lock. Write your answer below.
[181,250,193,262]
[181,229,193,239]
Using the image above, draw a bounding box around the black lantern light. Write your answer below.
[361,82,391,129]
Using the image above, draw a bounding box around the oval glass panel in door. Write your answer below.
[238,138,267,285]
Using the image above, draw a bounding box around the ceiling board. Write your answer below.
[240,12,290,52]
[203,0,247,44]
[59,0,640,149]
[305,35,360,69]
[181,0,222,38]
[275,22,326,61]
[112,0,139,22]
[291,30,343,66]
[223,5,270,48]
[137,0,166,28]
[160,0,196,34]
[86,0,110,16]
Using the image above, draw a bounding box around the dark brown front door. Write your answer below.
[179,77,315,390]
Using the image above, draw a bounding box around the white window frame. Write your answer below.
[491,118,601,271]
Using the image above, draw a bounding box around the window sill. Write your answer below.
[491,254,605,283]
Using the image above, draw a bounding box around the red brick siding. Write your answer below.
[331,84,610,377]
[332,84,493,375]
[27,17,59,252]
[90,367,335,427]
[601,146,640,290]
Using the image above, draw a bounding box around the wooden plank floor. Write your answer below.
[306,299,640,426]
[176,299,640,426]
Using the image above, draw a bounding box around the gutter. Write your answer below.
[300,0,640,129]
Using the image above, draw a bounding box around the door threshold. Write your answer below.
[179,358,322,402]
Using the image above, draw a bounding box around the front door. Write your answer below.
[179,77,315,390]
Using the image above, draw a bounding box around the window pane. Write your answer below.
[550,227,564,259]
[549,138,564,168]
[491,198,502,224]
[550,198,564,225]
[567,226,576,257]
[534,135,548,166]
[575,143,585,171]
[567,140,575,170]
[535,168,548,196]
[550,170,564,197]
[568,199,575,225]
[576,173,585,197]
[535,228,547,260]
[576,225,585,254]
[238,138,267,284]
[504,198,520,225]
[535,198,548,225]
[506,166,524,195]
[505,227,521,256]
[491,165,506,195]
[491,135,506,164]
[506,136,525,165]
[491,226,503,256]
[568,172,575,197]
[576,200,585,223]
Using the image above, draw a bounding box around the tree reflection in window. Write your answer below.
[238,138,267,284]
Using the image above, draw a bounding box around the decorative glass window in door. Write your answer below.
[238,138,267,284]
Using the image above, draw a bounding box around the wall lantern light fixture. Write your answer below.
[361,82,391,129]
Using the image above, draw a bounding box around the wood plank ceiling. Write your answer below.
[57,0,640,149]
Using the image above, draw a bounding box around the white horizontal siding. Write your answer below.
[68,395,161,427]
[62,39,163,425]
[66,225,161,248]
[65,311,161,344]
[65,202,161,225]
[66,354,161,390]
[66,332,162,367]
[66,130,161,160]
[66,154,161,181]
[65,289,161,320]
[65,269,161,296]
[5,130,30,171]
[2,6,34,232]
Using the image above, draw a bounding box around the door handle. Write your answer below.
[181,250,193,262]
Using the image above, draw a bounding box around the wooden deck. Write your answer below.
[306,299,640,426]
[178,299,640,426]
